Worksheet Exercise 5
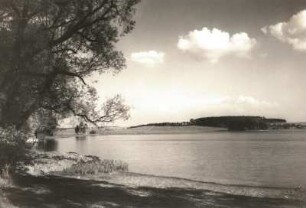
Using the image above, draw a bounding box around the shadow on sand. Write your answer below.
[2,174,304,208]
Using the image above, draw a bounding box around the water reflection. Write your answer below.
[75,135,87,140]
[37,139,58,152]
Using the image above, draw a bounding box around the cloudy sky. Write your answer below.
[93,0,306,126]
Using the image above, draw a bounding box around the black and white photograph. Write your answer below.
[0,0,306,207]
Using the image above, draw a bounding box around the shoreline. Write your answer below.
[52,126,306,140]
[19,151,306,200]
[6,173,304,208]
[1,150,305,207]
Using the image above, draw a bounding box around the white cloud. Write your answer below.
[261,9,306,51]
[130,51,165,66]
[177,27,256,63]
[202,95,280,116]
[221,96,277,108]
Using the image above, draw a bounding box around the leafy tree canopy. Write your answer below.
[0,0,140,129]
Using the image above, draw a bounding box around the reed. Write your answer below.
[61,158,128,175]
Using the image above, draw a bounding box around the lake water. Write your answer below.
[45,130,306,191]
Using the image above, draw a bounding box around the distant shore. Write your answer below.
[52,125,306,140]
[52,126,226,139]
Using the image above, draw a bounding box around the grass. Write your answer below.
[61,157,128,175]
[21,151,129,177]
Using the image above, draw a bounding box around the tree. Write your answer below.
[0,0,139,130]
[34,109,58,135]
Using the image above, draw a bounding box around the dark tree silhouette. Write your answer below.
[0,0,140,129]
[192,116,276,131]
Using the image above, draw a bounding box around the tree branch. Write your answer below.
[49,0,113,47]
[55,70,87,85]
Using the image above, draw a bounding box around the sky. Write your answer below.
[91,0,306,126]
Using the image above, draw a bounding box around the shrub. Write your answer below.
[0,127,30,176]
[89,129,97,134]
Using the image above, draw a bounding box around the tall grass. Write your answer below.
[61,157,128,175]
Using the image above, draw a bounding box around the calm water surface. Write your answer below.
[49,130,306,189]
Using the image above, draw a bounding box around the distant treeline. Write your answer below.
[129,116,287,131]
[191,116,286,131]
[129,122,189,129]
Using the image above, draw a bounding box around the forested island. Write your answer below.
[129,116,305,131]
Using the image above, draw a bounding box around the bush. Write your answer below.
[0,127,30,176]
[89,129,97,134]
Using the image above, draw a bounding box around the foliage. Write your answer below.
[0,0,139,129]
[75,121,87,134]
[129,122,189,129]
[0,127,30,175]
[33,109,58,135]
[227,120,268,131]
[191,116,276,131]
